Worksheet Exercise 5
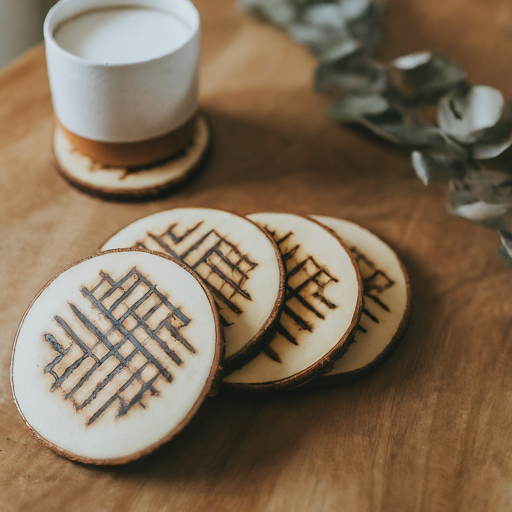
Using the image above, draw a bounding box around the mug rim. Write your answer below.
[44,0,200,69]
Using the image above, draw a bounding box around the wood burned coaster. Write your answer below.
[313,216,412,384]
[11,249,222,465]
[223,213,363,393]
[101,208,285,373]
[53,113,212,201]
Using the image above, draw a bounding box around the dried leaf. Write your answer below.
[412,144,468,184]
[361,115,446,146]
[389,51,466,100]
[327,93,390,121]
[339,0,384,22]
[450,179,480,208]
[303,4,346,29]
[471,108,512,159]
[472,137,512,160]
[463,168,512,204]
[438,85,505,144]
[490,211,512,232]
[499,245,512,264]
[240,0,296,26]
[287,23,342,53]
[328,92,444,146]
[315,56,386,93]
[350,22,383,55]
[499,230,512,263]
[451,201,510,222]
[319,39,362,63]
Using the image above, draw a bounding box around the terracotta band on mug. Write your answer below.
[59,114,197,168]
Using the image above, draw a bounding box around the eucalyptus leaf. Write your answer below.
[451,201,510,222]
[470,103,512,159]
[303,4,346,29]
[463,168,512,204]
[499,244,512,264]
[489,211,512,232]
[361,117,446,146]
[438,85,505,144]
[339,0,384,23]
[319,39,362,63]
[450,186,479,209]
[472,137,512,160]
[289,0,311,7]
[287,23,344,53]
[240,0,296,26]
[351,23,383,55]
[339,0,375,20]
[499,231,512,263]
[389,51,467,100]
[315,57,386,93]
[327,93,390,121]
[412,144,468,184]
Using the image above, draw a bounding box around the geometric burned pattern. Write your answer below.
[262,231,339,363]
[349,246,396,338]
[134,222,258,327]
[44,267,194,426]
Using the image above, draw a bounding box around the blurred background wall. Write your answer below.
[0,0,57,70]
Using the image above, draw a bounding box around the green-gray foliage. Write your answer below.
[241,0,512,263]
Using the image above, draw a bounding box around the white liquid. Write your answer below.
[54,7,192,65]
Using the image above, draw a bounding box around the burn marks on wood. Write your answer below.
[135,222,258,327]
[262,230,339,363]
[43,268,195,426]
[349,247,395,342]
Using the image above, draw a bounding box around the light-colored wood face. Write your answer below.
[224,213,362,388]
[53,114,210,198]
[313,216,411,379]
[11,250,220,464]
[101,209,284,365]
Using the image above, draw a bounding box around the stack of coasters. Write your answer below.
[11,249,222,465]
[224,213,411,391]
[10,207,411,464]
[100,208,286,372]
[224,213,363,392]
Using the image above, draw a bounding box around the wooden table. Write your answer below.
[1,1,512,510]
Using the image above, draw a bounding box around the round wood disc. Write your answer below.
[223,213,363,393]
[313,216,412,384]
[53,113,212,200]
[101,208,286,372]
[11,249,222,465]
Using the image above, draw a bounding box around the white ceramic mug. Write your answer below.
[44,0,200,166]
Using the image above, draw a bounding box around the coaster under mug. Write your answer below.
[53,112,212,200]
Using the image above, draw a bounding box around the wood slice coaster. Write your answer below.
[223,213,363,393]
[11,249,222,465]
[53,113,212,201]
[313,216,412,385]
[101,208,286,373]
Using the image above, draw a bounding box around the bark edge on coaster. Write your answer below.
[53,113,212,200]
[223,213,363,394]
[11,248,223,465]
[313,216,412,385]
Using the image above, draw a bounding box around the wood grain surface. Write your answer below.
[1,0,512,510]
